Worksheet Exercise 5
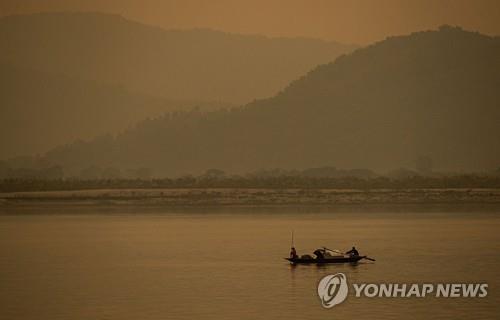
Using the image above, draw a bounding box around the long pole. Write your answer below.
[291,230,294,247]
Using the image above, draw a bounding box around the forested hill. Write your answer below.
[0,63,226,158]
[0,12,354,104]
[0,12,354,159]
[36,26,500,176]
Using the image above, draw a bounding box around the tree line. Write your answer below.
[1,174,500,193]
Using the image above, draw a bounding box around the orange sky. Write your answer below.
[1,0,499,44]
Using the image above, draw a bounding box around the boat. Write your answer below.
[285,255,366,264]
[285,247,375,264]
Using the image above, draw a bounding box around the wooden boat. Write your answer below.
[285,246,375,264]
[285,255,366,264]
[285,234,375,265]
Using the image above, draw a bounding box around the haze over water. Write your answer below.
[1,1,499,319]
[1,206,498,320]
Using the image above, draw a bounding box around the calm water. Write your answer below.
[1,206,499,320]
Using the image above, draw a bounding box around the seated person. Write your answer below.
[313,249,325,259]
[290,247,298,259]
[345,246,359,257]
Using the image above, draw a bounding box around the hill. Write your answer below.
[0,12,355,104]
[27,26,500,176]
[0,63,226,158]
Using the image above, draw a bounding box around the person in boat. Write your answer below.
[313,248,325,260]
[290,247,298,259]
[346,246,359,257]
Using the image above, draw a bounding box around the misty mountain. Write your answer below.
[0,12,355,104]
[0,63,226,158]
[35,26,500,176]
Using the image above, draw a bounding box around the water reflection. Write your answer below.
[0,208,499,320]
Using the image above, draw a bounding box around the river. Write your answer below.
[1,205,498,319]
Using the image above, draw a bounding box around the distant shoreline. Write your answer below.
[1,188,500,208]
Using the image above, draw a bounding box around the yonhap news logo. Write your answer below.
[317,273,488,308]
[317,273,349,308]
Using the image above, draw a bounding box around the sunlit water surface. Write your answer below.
[1,205,499,320]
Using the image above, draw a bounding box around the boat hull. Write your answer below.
[285,255,365,264]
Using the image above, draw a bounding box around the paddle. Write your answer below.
[322,247,344,255]
[323,246,376,261]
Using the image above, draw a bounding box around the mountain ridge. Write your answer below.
[0,11,356,104]
[0,63,229,158]
[7,25,500,176]
[0,11,354,158]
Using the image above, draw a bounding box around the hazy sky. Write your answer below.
[1,0,500,44]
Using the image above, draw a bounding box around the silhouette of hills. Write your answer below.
[0,12,353,158]
[0,12,355,104]
[13,26,500,176]
[0,63,227,158]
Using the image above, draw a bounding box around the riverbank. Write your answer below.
[1,188,500,207]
